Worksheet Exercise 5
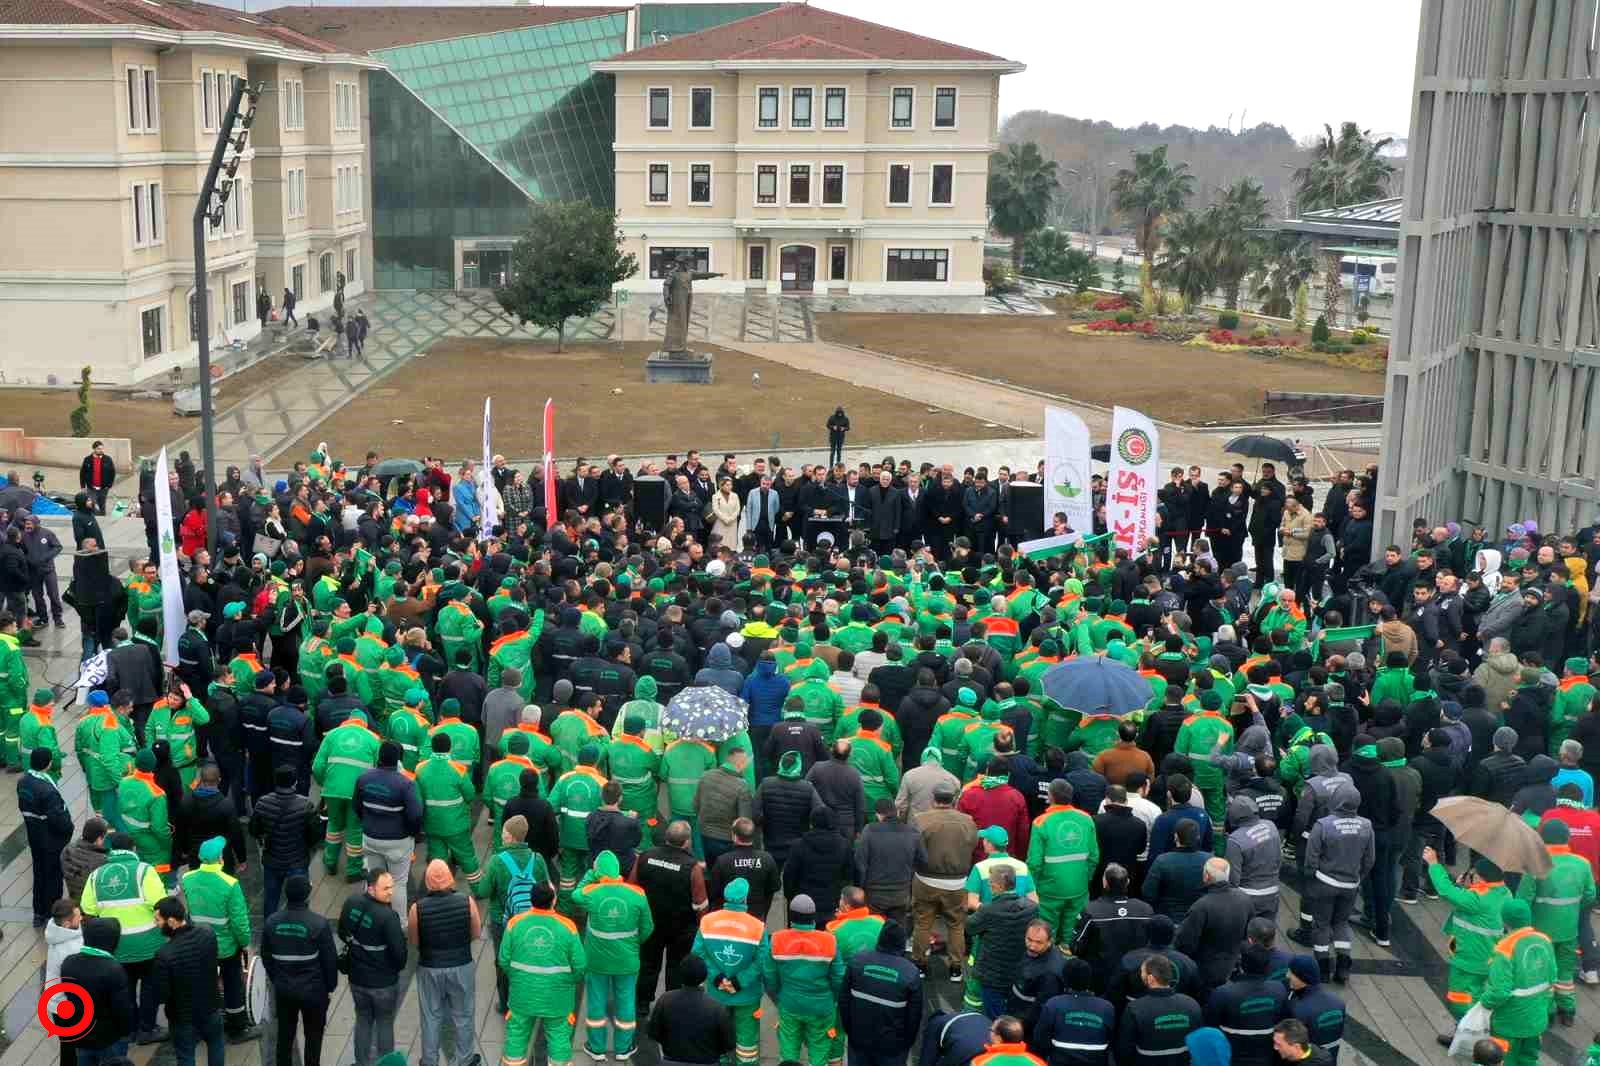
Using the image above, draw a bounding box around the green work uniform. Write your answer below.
[932,710,979,776]
[385,705,431,772]
[836,705,902,764]
[145,695,211,789]
[118,769,172,879]
[1174,709,1233,843]
[549,765,607,912]
[416,754,481,888]
[572,852,655,1058]
[1515,845,1595,1016]
[693,897,770,1066]
[606,735,662,843]
[790,662,844,744]
[484,754,541,846]
[311,718,381,876]
[18,702,62,779]
[1479,923,1557,1066]
[1028,803,1098,943]
[500,906,586,1066]
[81,848,166,962]
[0,631,28,767]
[549,710,611,774]
[1432,862,1510,1019]
[765,921,845,1066]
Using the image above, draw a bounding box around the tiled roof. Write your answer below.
[0,0,341,52]
[262,5,623,55]
[606,2,1011,63]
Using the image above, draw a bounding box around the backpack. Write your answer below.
[499,850,538,917]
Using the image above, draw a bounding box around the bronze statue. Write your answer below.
[661,254,722,354]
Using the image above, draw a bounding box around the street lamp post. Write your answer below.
[192,76,260,553]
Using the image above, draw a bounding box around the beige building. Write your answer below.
[593,4,1022,297]
[0,0,377,386]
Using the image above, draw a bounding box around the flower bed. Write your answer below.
[1186,328,1305,354]
[1092,296,1130,312]
[1076,318,1157,335]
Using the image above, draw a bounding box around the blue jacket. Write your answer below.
[353,766,423,842]
[1148,802,1213,860]
[1204,975,1288,1066]
[739,658,791,727]
[917,1011,990,1066]
[695,643,747,696]
[1289,984,1347,1062]
[1031,991,1116,1066]
[452,479,481,531]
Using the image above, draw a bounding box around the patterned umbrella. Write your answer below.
[663,684,748,743]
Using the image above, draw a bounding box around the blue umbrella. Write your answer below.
[1039,656,1153,716]
[663,684,748,742]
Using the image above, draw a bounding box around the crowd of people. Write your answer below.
[21,437,1600,1066]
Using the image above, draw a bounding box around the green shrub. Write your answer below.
[1218,311,1240,330]
[1325,341,1351,354]
[1311,314,1331,345]
[69,366,92,437]
[1312,340,1328,353]
[1350,330,1370,345]
[1115,310,1136,325]
[1250,324,1270,341]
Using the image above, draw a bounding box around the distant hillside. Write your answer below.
[1000,111,1326,232]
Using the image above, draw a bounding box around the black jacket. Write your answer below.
[783,820,853,919]
[754,775,821,858]
[1174,881,1253,987]
[354,765,424,842]
[62,838,108,904]
[60,918,132,1049]
[502,786,561,870]
[337,889,408,988]
[1346,751,1400,834]
[708,844,783,918]
[838,948,924,1053]
[1093,806,1150,886]
[765,719,828,775]
[105,640,162,706]
[262,904,339,1000]
[1507,684,1553,759]
[647,986,737,1065]
[894,685,949,772]
[1071,894,1154,993]
[1205,975,1289,1066]
[808,758,868,838]
[249,785,320,870]
[854,818,926,897]
[155,923,220,1023]
[1142,848,1209,921]
[1472,751,1526,806]
[586,808,643,877]
[18,770,73,855]
[180,787,245,871]
[1117,986,1204,1065]
[1410,748,1457,830]
[965,892,1039,989]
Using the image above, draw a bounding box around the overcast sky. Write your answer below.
[258,0,1425,139]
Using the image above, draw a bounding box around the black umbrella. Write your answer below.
[1090,444,1111,462]
[1222,434,1299,465]
[372,458,425,478]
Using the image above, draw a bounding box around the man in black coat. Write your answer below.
[645,955,736,1065]
[924,471,964,557]
[180,762,245,872]
[19,746,72,926]
[261,874,339,1066]
[864,471,909,557]
[707,817,781,917]
[501,768,560,871]
[1093,786,1151,893]
[838,921,924,1064]
[249,765,321,922]
[155,896,225,1064]
[1250,463,1287,584]
[79,441,117,514]
[964,864,1039,1017]
[1072,863,1154,995]
[1175,856,1254,997]
[60,917,134,1058]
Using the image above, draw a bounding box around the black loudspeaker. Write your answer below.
[633,476,668,532]
[805,516,846,551]
[1004,482,1044,542]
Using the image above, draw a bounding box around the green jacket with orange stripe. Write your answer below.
[312,718,382,799]
[501,906,586,1017]
[973,1042,1046,1066]
[1479,924,1558,1036]
[1431,862,1510,975]
[764,922,844,1016]
[606,734,660,827]
[692,904,769,1008]
[571,852,654,974]
[1515,845,1595,943]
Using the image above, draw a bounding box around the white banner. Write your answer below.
[478,396,496,539]
[1107,406,1161,557]
[153,447,185,666]
[1043,405,1093,535]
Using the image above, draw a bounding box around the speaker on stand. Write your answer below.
[633,476,668,534]
[1003,482,1044,543]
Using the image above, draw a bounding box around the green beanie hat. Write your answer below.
[1199,690,1223,711]
[634,675,658,701]
[723,877,750,907]
[624,715,646,735]
[32,687,53,705]
[500,577,518,589]
[135,748,156,772]
[506,732,529,755]
[1501,898,1532,928]
[1543,819,1572,844]
[1474,856,1503,880]
[957,687,977,708]
[1109,599,1128,614]
[384,646,405,666]
[403,687,428,707]
[1566,657,1590,675]
[336,637,357,654]
[271,560,287,577]
[578,743,601,765]
[593,850,620,879]
[198,836,227,863]
[440,698,460,717]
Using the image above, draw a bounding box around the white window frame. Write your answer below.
[335,80,360,132]
[321,251,335,293]
[890,86,915,130]
[646,161,671,205]
[131,180,163,248]
[282,78,304,132]
[932,85,958,130]
[230,180,246,234]
[820,161,846,207]
[231,280,250,328]
[929,162,956,207]
[754,161,779,206]
[885,246,951,283]
[286,167,306,220]
[139,302,167,359]
[143,67,160,133]
[886,161,913,207]
[646,86,672,130]
[688,161,713,206]
[352,164,361,213]
[201,69,216,133]
[823,86,847,130]
[126,65,159,133]
[689,85,714,130]
[788,85,814,130]
[828,243,849,283]
[756,85,780,130]
[786,161,812,206]
[648,245,711,280]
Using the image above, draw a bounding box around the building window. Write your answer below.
[824,87,846,128]
[690,163,711,205]
[748,245,765,281]
[756,164,778,205]
[891,87,913,129]
[286,168,306,220]
[282,79,304,131]
[887,248,949,282]
[830,245,847,282]
[201,70,216,132]
[232,281,249,327]
[788,163,811,205]
[931,163,954,205]
[189,289,211,341]
[887,163,911,206]
[822,164,844,205]
[648,163,670,203]
[291,264,305,301]
[321,252,335,293]
[336,81,360,131]
[758,87,780,128]
[346,248,358,285]
[790,87,812,129]
[690,87,713,129]
[648,87,671,128]
[337,165,363,214]
[127,66,159,133]
[140,305,166,358]
[648,246,709,279]
[131,181,163,248]
[934,87,957,128]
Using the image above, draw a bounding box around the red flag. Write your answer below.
[542,398,557,530]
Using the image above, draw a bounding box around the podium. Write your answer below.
[633,476,668,532]
[804,516,846,551]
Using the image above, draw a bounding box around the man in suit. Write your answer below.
[865,470,907,557]
[841,470,872,532]
[744,475,781,552]
[900,472,927,551]
[925,469,963,558]
[563,462,599,519]
[598,456,632,514]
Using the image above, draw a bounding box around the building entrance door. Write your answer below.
[463,249,513,289]
[779,246,815,293]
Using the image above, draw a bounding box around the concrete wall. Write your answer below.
[0,429,132,471]
[1263,391,1384,423]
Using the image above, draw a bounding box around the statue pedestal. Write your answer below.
[645,350,714,384]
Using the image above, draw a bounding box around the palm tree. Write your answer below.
[1207,179,1271,310]
[1111,145,1195,309]
[988,142,1061,272]
[1252,234,1319,318]
[1292,121,1396,212]
[1154,211,1215,313]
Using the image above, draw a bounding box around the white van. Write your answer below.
[1338,255,1397,296]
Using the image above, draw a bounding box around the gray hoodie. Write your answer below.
[896,746,960,819]
[1292,745,1355,840]
[1224,795,1281,899]
[1208,723,1270,792]
[1305,780,1374,890]
[694,642,746,696]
